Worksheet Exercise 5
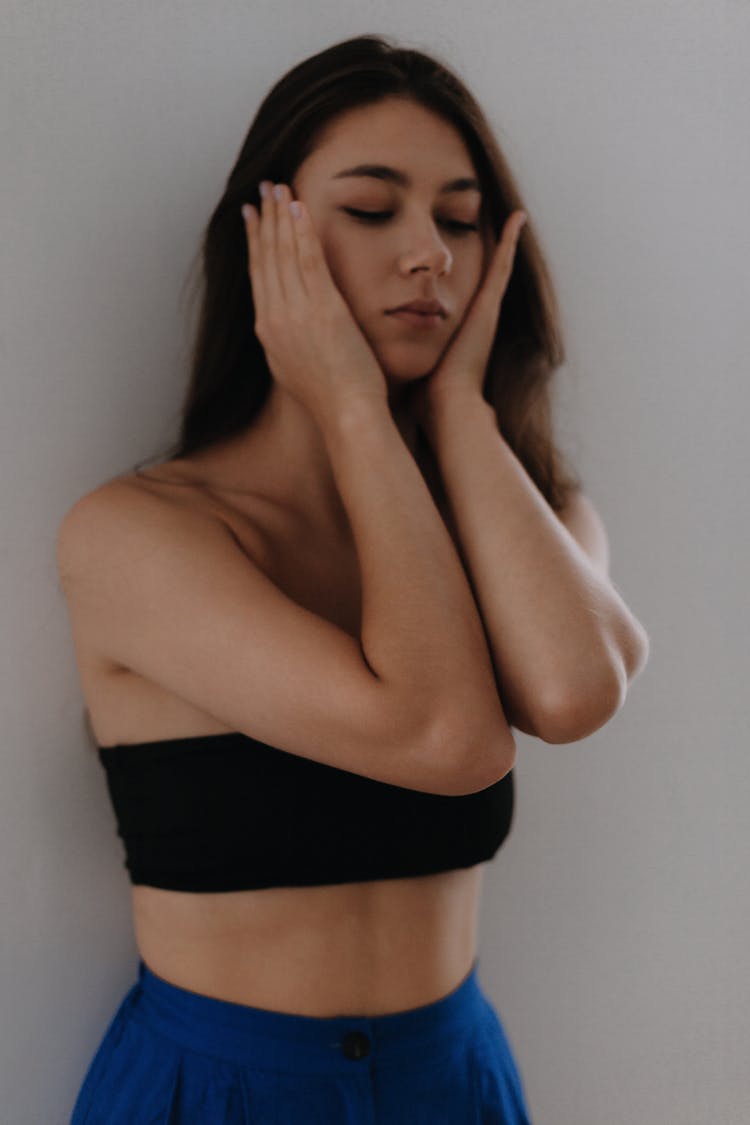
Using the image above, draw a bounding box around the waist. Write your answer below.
[122,954,490,1076]
[131,866,484,1017]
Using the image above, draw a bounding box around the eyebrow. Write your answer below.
[331,163,482,195]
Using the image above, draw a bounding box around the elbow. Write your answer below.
[439,706,517,796]
[540,620,651,745]
[538,665,627,745]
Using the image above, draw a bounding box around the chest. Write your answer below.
[75,450,458,747]
[226,450,456,639]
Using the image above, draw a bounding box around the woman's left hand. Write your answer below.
[408,209,527,426]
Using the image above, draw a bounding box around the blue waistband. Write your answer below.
[125,957,492,1075]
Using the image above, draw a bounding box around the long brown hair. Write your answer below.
[127,32,581,508]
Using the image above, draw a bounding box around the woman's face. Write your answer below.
[291,97,492,386]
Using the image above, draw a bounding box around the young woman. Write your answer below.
[57,33,649,1125]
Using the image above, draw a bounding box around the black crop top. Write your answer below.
[97,731,515,893]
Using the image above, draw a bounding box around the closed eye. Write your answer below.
[342,208,479,234]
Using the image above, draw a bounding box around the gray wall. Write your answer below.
[2,3,747,1123]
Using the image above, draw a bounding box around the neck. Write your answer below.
[179,381,422,534]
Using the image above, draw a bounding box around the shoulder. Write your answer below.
[57,473,170,534]
[55,475,218,585]
[56,472,275,597]
[556,489,610,578]
[54,479,172,677]
[56,476,141,554]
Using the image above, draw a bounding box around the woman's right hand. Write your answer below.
[242,182,389,426]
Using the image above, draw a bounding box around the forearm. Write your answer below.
[423,392,639,739]
[320,396,512,754]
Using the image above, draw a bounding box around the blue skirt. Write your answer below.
[70,958,532,1123]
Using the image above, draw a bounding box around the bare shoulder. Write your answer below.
[57,476,180,582]
[56,471,269,585]
[57,475,139,567]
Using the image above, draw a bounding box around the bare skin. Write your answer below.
[80,456,484,1018]
[74,98,496,1017]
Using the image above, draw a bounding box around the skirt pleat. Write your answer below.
[471,1010,533,1125]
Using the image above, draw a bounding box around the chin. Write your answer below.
[378,348,442,381]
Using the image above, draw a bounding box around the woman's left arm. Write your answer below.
[422,389,650,744]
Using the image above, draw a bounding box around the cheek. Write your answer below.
[303,205,346,264]
[320,230,378,297]
[321,241,357,296]
[458,250,487,307]
[306,218,349,289]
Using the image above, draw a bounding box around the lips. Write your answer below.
[387,300,446,318]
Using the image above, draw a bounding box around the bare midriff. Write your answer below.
[131,865,484,1017]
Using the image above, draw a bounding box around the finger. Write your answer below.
[498,211,525,260]
[486,211,526,296]
[242,202,267,322]
[259,180,283,313]
[289,198,339,304]
[273,184,306,307]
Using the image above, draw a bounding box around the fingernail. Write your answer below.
[272,184,284,201]
[241,204,251,222]
[259,181,270,198]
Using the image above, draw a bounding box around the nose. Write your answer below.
[397,221,452,278]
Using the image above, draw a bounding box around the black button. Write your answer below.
[341,1030,371,1060]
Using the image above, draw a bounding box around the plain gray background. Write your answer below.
[2,3,747,1123]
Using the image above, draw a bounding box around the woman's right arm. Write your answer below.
[319,394,516,792]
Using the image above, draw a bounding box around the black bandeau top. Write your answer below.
[97,731,515,893]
